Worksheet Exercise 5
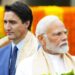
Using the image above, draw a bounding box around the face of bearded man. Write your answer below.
[42,20,69,54]
[44,34,69,54]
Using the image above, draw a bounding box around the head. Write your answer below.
[36,15,69,54]
[4,1,33,43]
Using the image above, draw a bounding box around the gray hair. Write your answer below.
[35,15,61,37]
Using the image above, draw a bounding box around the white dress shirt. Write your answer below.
[11,39,25,67]
[11,38,25,53]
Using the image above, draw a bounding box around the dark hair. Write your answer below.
[5,1,33,30]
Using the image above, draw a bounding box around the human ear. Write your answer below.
[24,20,30,29]
[38,35,46,47]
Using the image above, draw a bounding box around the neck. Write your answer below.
[13,31,28,44]
[43,48,64,57]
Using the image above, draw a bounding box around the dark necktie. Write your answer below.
[9,46,18,75]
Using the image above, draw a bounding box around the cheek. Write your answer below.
[49,37,61,45]
[13,27,22,35]
[15,25,25,33]
[47,34,61,46]
[18,27,26,35]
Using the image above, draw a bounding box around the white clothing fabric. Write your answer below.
[16,47,75,75]
[15,31,39,67]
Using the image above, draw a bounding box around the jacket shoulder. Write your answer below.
[0,36,10,48]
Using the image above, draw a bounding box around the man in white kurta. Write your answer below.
[16,15,75,75]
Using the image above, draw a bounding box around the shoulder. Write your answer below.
[0,43,11,49]
[71,56,75,61]
[0,36,10,48]
[0,42,12,54]
[66,53,75,61]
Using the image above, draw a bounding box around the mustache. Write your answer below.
[58,41,68,47]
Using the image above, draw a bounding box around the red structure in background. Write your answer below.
[63,7,75,55]
[0,6,75,55]
[31,6,75,55]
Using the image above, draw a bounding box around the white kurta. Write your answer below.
[16,47,75,75]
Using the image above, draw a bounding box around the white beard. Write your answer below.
[44,35,69,54]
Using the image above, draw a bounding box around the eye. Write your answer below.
[9,20,17,24]
[52,32,62,36]
[57,32,62,36]
[4,20,7,24]
[64,31,68,35]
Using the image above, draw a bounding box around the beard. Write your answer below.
[44,35,69,54]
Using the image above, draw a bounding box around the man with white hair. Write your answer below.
[16,15,75,75]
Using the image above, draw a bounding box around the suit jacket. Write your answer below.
[0,43,12,75]
[0,31,39,75]
[0,36,10,48]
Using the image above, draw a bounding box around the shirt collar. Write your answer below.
[12,38,25,51]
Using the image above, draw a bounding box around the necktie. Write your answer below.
[9,46,18,75]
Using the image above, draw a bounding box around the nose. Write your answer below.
[4,22,11,31]
[61,32,67,41]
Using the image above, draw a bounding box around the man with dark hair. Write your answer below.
[5,1,33,30]
[0,1,38,75]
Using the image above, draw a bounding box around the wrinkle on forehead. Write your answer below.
[46,20,66,33]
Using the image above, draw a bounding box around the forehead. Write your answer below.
[4,11,20,21]
[47,20,67,33]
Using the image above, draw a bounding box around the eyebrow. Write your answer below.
[52,29,68,34]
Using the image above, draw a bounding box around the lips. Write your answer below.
[59,42,68,47]
[60,43,67,47]
[6,32,13,35]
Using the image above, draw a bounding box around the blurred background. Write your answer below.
[0,0,75,55]
[0,0,73,6]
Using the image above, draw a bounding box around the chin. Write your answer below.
[7,36,15,40]
[46,44,69,54]
[56,45,69,54]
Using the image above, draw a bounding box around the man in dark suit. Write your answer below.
[0,1,38,75]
